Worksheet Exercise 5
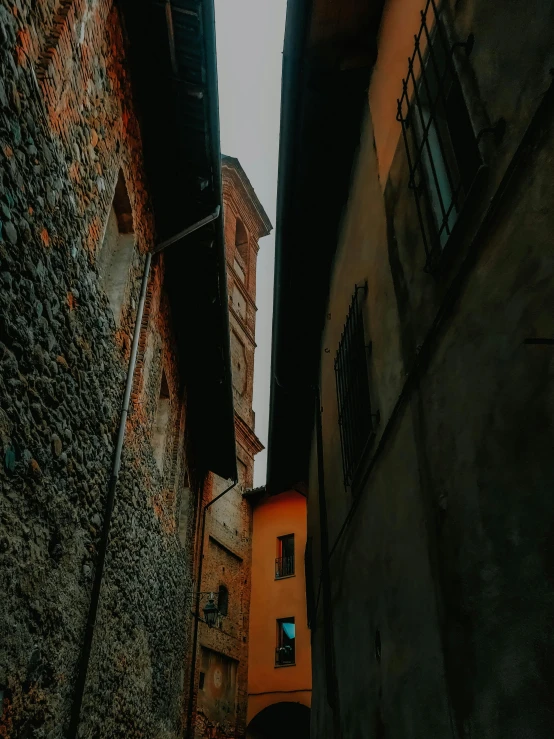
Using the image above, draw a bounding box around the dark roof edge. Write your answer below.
[222,155,273,236]
[203,0,237,481]
[243,485,267,497]
[266,0,313,493]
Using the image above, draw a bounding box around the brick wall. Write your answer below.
[0,1,201,736]
[185,162,266,739]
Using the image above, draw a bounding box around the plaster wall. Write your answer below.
[247,491,311,725]
[307,0,554,737]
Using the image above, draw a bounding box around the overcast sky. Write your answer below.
[215,0,287,487]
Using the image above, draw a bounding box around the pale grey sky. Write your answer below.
[215,0,287,487]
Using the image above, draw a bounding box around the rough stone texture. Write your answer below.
[307,1,554,738]
[0,1,199,736]
[185,161,269,739]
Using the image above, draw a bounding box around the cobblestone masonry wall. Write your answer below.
[0,1,199,736]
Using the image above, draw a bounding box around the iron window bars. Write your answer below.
[335,283,374,489]
[396,0,484,269]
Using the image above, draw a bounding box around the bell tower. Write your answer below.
[222,156,272,488]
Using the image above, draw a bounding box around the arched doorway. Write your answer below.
[246,701,310,739]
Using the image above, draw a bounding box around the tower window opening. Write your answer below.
[235,218,249,263]
[152,370,170,472]
[98,171,135,325]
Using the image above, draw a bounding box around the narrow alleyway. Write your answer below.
[1,0,554,738]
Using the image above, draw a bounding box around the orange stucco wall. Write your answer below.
[369,0,427,186]
[247,491,311,725]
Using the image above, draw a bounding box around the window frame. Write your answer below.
[275,617,296,667]
[334,283,376,491]
[396,0,487,271]
[218,584,229,617]
[275,534,295,579]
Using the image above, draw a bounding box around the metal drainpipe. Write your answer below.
[67,207,220,739]
[185,477,238,739]
[314,386,341,738]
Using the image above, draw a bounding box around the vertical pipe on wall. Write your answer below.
[314,386,341,738]
[185,478,238,739]
[68,207,221,738]
[67,251,153,739]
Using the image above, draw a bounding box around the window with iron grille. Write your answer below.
[396,0,484,268]
[335,283,374,489]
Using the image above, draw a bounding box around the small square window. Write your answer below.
[276,618,295,666]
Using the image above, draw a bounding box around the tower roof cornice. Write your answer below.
[222,156,273,237]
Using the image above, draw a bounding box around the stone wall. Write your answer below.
[0,1,200,736]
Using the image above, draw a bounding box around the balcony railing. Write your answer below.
[275,556,295,579]
[275,646,295,666]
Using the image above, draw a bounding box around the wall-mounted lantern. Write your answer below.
[202,593,218,629]
[188,591,219,629]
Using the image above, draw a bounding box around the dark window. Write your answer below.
[235,218,249,263]
[199,671,205,690]
[335,284,374,489]
[152,371,170,472]
[276,618,295,666]
[396,0,483,267]
[97,171,135,325]
[276,534,295,578]
[218,585,229,617]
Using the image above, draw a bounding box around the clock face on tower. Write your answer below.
[231,331,247,396]
[213,667,223,690]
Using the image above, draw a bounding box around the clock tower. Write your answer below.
[222,156,272,476]
[189,157,271,739]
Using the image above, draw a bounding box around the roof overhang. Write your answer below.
[118,0,236,480]
[266,0,385,493]
[222,156,273,237]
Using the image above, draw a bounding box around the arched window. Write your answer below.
[218,584,229,617]
[152,370,170,472]
[234,218,249,263]
[98,171,135,325]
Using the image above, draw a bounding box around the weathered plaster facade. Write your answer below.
[269,0,554,738]
[245,488,311,738]
[0,1,231,736]
[186,157,271,739]
[310,3,554,737]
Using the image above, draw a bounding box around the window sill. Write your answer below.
[274,663,296,668]
[275,574,296,581]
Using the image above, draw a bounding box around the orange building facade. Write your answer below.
[245,489,312,738]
